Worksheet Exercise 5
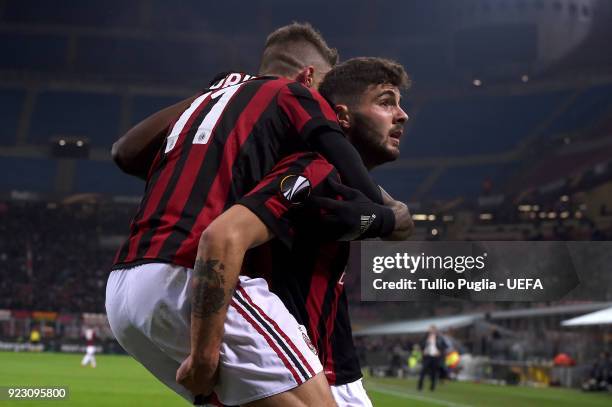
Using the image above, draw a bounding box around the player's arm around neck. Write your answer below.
[176,205,273,396]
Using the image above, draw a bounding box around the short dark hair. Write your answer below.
[319,57,410,106]
[259,22,339,76]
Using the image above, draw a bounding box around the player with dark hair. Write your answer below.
[106,23,410,406]
[193,56,412,406]
[318,57,410,168]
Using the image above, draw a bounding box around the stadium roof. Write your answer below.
[489,302,612,320]
[353,314,482,336]
[353,303,612,336]
[561,306,612,326]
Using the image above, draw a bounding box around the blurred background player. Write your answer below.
[194,57,412,406]
[80,327,97,368]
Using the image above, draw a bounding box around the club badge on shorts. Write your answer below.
[298,325,317,355]
[279,175,311,205]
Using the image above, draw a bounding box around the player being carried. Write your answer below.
[188,56,412,406]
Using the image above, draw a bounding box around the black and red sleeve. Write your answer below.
[238,152,336,249]
[277,83,383,204]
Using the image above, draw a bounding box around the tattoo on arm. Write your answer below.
[191,258,230,319]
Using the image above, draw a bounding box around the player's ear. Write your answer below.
[295,66,315,88]
[335,104,351,130]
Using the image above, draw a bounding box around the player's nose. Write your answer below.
[395,106,408,124]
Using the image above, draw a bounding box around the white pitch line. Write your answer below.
[367,383,474,407]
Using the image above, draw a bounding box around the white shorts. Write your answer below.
[331,379,373,407]
[105,262,322,406]
[85,345,96,355]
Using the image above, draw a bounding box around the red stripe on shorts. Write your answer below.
[237,285,316,377]
[230,299,303,384]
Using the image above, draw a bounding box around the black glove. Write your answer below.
[298,178,395,241]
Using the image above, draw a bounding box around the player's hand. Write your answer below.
[302,178,395,241]
[176,353,219,398]
[385,199,414,240]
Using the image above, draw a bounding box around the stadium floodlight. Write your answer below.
[50,137,90,158]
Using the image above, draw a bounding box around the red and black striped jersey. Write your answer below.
[112,72,342,270]
[238,152,362,386]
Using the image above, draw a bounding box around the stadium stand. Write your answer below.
[2,0,139,27]
[130,94,185,124]
[73,160,143,195]
[28,91,121,147]
[545,83,612,138]
[426,163,519,200]
[402,90,572,157]
[0,33,68,72]
[0,88,25,145]
[0,158,57,192]
[0,201,133,313]
[371,167,432,203]
[75,37,226,80]
[0,4,611,399]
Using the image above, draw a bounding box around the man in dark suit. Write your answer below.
[418,325,447,391]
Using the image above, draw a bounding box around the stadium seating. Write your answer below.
[75,37,226,80]
[130,94,185,125]
[28,91,121,147]
[402,90,572,157]
[2,0,138,27]
[0,201,132,312]
[0,33,68,72]
[426,162,518,199]
[372,167,432,202]
[0,88,25,145]
[545,83,612,138]
[0,157,56,192]
[73,160,144,195]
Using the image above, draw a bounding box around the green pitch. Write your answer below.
[0,352,610,406]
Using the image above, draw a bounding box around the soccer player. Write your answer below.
[192,57,412,406]
[80,327,97,368]
[106,24,408,406]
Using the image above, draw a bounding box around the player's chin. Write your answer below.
[386,145,400,160]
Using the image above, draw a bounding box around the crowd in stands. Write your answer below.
[0,192,610,315]
[0,201,133,313]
